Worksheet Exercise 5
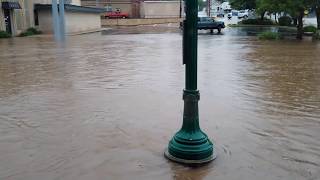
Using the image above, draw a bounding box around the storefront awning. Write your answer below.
[1,2,21,9]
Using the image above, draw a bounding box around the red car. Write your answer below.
[105,11,129,19]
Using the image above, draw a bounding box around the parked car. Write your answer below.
[238,10,249,19]
[105,9,129,19]
[197,17,225,33]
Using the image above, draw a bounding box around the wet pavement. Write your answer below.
[0,26,320,180]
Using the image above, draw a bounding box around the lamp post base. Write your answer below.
[165,90,217,165]
[164,148,216,165]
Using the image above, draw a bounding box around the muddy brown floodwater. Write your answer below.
[0,26,320,180]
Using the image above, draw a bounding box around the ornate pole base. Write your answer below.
[165,90,217,165]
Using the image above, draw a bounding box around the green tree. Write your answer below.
[284,0,313,39]
[230,0,314,38]
[256,0,311,39]
[198,0,206,11]
[229,0,256,10]
[310,0,320,29]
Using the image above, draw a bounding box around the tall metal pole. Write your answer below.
[179,0,182,18]
[165,0,216,164]
[59,0,66,41]
[52,0,61,41]
[207,0,211,17]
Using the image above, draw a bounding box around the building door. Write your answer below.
[3,9,12,34]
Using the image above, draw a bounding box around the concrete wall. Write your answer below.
[140,1,182,18]
[38,8,101,34]
[65,11,101,33]
[102,18,181,26]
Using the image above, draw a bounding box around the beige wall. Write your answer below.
[140,1,182,18]
[65,11,101,34]
[38,9,101,34]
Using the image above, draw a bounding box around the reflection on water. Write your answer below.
[0,28,319,180]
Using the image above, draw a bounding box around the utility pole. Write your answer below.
[52,0,61,41]
[179,0,182,18]
[165,0,216,164]
[207,0,211,17]
[51,0,65,41]
[59,0,66,41]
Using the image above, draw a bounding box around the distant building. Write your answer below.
[35,4,104,34]
[81,0,182,18]
[0,0,102,36]
[140,1,182,18]
[221,2,231,11]
[81,0,141,18]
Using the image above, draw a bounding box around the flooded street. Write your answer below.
[0,27,320,180]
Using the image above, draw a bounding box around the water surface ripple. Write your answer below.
[0,28,319,180]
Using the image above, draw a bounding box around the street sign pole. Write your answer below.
[165,0,216,164]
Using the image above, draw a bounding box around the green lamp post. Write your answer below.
[164,0,216,164]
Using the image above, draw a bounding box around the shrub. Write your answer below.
[19,27,42,37]
[0,31,11,38]
[278,16,292,26]
[313,30,320,40]
[303,26,317,33]
[239,18,274,25]
[258,31,281,40]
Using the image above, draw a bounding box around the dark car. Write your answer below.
[197,17,225,33]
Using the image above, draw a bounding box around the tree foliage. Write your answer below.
[198,0,206,11]
[229,0,256,10]
[230,0,318,38]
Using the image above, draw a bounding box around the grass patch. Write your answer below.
[239,18,274,25]
[0,31,11,38]
[19,27,42,37]
[258,31,281,40]
[313,30,320,40]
